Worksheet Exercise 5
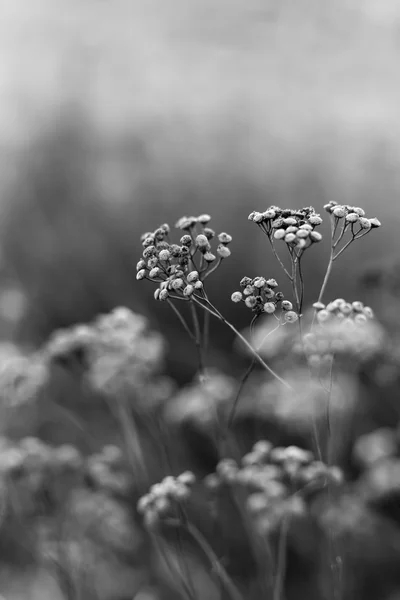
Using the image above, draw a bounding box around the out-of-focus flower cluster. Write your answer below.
[136,215,232,301]
[204,441,343,534]
[231,276,298,321]
[301,299,384,371]
[137,471,196,530]
[43,307,164,398]
[85,444,132,498]
[164,370,236,428]
[324,201,381,231]
[0,343,48,407]
[248,205,323,254]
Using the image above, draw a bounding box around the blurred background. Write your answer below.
[0,2,399,599]
[0,0,399,378]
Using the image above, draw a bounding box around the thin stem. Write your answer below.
[332,238,354,261]
[273,512,291,600]
[167,300,196,342]
[190,300,205,377]
[184,522,243,600]
[192,297,293,390]
[267,236,293,281]
[202,257,222,280]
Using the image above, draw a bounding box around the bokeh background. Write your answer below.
[0,2,400,598]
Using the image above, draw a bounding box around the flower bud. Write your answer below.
[240,277,252,288]
[274,229,286,240]
[204,252,216,262]
[158,250,171,261]
[352,301,364,312]
[263,209,276,219]
[136,270,146,280]
[143,246,157,258]
[283,217,297,226]
[317,309,330,322]
[197,214,211,224]
[263,302,276,314]
[266,279,279,288]
[245,296,257,308]
[332,206,346,218]
[183,285,195,297]
[363,306,374,319]
[217,245,231,258]
[177,471,196,486]
[359,217,371,230]
[154,289,161,300]
[195,234,209,248]
[218,232,233,244]
[281,300,293,311]
[136,260,146,271]
[148,257,158,269]
[345,213,359,223]
[253,277,266,289]
[285,311,298,323]
[354,313,367,325]
[231,291,243,303]
[171,278,184,290]
[187,271,199,283]
[180,235,192,246]
[308,215,323,226]
[159,289,169,301]
[149,267,161,278]
[203,227,215,239]
[310,231,322,242]
[194,280,203,290]
[369,217,381,228]
[353,207,365,217]
[296,229,309,238]
[284,233,296,243]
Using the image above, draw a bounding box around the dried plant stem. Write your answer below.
[273,512,291,600]
[184,522,243,600]
[190,300,205,377]
[192,297,293,390]
[167,299,196,342]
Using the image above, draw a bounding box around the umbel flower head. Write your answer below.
[136,215,232,302]
[231,276,298,322]
[248,205,323,256]
[323,201,381,230]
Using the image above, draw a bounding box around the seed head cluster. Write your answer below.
[204,440,343,534]
[231,276,298,321]
[313,299,374,326]
[324,201,381,230]
[136,215,232,301]
[248,205,323,254]
[137,471,196,529]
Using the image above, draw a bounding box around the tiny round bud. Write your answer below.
[363,306,374,319]
[358,217,371,230]
[183,285,195,297]
[137,495,152,514]
[354,313,367,325]
[296,229,310,239]
[253,440,273,457]
[352,301,364,312]
[324,202,337,213]
[317,309,330,323]
[231,291,243,303]
[274,229,286,240]
[136,269,146,280]
[204,252,216,262]
[204,473,221,490]
[263,302,276,314]
[332,206,346,218]
[308,215,323,226]
[159,289,169,301]
[284,233,296,243]
[353,207,365,217]
[142,236,155,248]
[149,267,161,278]
[217,245,231,258]
[247,493,269,515]
[285,311,298,323]
[243,285,254,296]
[264,287,275,299]
[285,226,298,234]
[310,231,322,242]
[299,223,313,231]
[198,214,211,224]
[194,280,203,289]
[203,227,215,239]
[266,279,279,288]
[253,277,266,289]
[171,278,184,290]
[340,303,352,315]
[240,277,252,288]
[218,232,233,244]
[263,209,276,219]
[296,238,307,249]
[158,250,171,261]
[148,257,158,269]
[136,260,146,271]
[369,217,381,228]
[345,213,359,223]
[143,246,157,258]
[281,300,293,311]
[175,216,198,230]
[245,296,257,308]
[252,212,264,223]
[187,271,199,283]
[180,235,192,246]
[283,217,297,226]
[196,234,209,247]
[154,289,161,300]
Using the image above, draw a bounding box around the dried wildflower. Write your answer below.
[231,291,243,303]
[175,216,198,230]
[218,232,233,244]
[284,311,298,323]
[264,302,276,314]
[136,270,146,281]
[138,472,196,529]
[217,244,231,258]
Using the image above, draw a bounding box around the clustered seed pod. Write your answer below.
[231,276,298,321]
[137,215,232,301]
[203,440,343,534]
[137,472,196,530]
[323,201,381,230]
[248,205,323,255]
